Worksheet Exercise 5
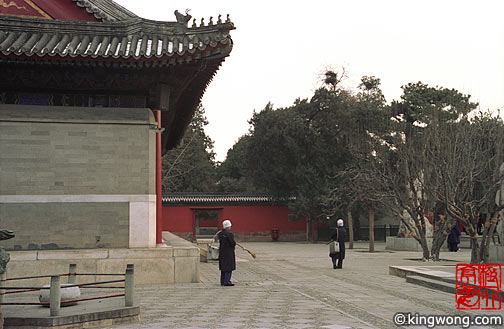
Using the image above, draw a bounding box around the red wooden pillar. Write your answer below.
[155,110,162,245]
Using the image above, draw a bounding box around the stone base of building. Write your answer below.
[385,237,448,252]
[5,232,199,285]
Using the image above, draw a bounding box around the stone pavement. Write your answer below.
[111,241,503,329]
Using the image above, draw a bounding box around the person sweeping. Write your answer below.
[218,219,236,286]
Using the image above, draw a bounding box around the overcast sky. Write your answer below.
[116,0,504,162]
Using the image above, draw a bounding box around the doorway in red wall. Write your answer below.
[192,208,222,240]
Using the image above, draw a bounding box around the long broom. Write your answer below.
[236,242,257,259]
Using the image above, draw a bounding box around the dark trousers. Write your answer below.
[448,242,459,252]
[220,271,232,285]
[330,254,343,268]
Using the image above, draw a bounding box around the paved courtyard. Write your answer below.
[112,241,502,329]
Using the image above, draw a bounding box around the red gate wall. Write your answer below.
[162,205,306,241]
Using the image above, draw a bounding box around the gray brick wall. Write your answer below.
[0,123,155,195]
[0,105,156,249]
[0,202,129,249]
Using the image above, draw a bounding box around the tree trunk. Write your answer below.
[430,234,444,261]
[414,212,431,261]
[470,236,481,264]
[368,204,375,253]
[480,217,497,263]
[347,208,354,249]
[419,233,430,261]
[306,219,310,242]
[430,217,453,261]
[431,232,446,261]
[306,218,316,242]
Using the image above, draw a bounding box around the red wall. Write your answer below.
[33,0,100,21]
[162,205,306,241]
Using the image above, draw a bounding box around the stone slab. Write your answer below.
[489,245,504,264]
[405,275,454,294]
[39,284,81,305]
[9,251,37,261]
[108,248,173,259]
[3,297,139,328]
[386,236,448,252]
[162,231,195,247]
[96,258,175,285]
[174,256,199,283]
[389,265,455,283]
[173,247,199,257]
[37,249,109,260]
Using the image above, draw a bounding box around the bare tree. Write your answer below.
[426,112,504,263]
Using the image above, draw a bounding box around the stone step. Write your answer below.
[406,274,504,299]
[407,269,456,285]
[406,275,454,293]
[389,265,456,284]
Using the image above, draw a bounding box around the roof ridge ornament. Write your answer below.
[174,9,192,27]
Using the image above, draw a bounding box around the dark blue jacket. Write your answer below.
[447,224,461,244]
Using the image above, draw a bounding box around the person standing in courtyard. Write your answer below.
[447,222,461,252]
[329,219,346,269]
[219,219,236,286]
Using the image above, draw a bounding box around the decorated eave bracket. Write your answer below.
[174,9,233,29]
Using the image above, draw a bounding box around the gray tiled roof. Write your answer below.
[0,16,234,62]
[163,193,295,205]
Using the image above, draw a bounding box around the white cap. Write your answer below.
[337,219,344,227]
[223,220,232,228]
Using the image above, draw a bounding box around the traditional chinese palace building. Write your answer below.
[0,0,234,251]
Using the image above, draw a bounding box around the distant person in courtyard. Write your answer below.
[492,215,502,245]
[477,215,484,235]
[447,223,461,252]
[218,219,236,286]
[329,219,346,269]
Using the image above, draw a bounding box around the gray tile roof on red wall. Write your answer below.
[162,194,295,205]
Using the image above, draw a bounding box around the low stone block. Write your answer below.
[489,245,504,264]
[174,256,199,283]
[96,258,175,285]
[386,237,448,252]
[8,251,37,261]
[39,284,81,306]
